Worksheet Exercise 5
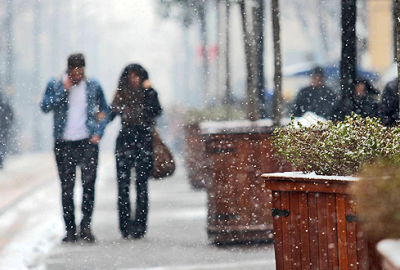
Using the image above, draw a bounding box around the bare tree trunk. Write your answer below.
[240,0,259,121]
[340,0,357,101]
[394,0,397,61]
[396,0,400,111]
[253,0,265,118]
[51,0,61,72]
[33,0,42,151]
[272,0,282,127]
[316,0,329,61]
[216,0,221,104]
[198,4,209,107]
[225,0,232,119]
[5,0,14,96]
[61,0,72,59]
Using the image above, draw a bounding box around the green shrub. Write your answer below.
[272,113,400,176]
[352,159,400,240]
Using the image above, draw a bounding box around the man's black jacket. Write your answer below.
[291,85,337,119]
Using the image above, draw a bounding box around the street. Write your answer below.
[0,153,275,270]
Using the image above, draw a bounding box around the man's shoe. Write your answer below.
[121,230,132,240]
[80,230,96,243]
[62,231,77,244]
[131,224,146,239]
[132,230,146,239]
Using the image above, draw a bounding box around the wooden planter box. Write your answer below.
[263,172,382,270]
[201,120,293,244]
[183,123,212,189]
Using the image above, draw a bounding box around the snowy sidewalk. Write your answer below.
[0,153,275,270]
[0,153,57,212]
[0,153,61,269]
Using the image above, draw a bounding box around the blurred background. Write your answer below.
[0,0,396,155]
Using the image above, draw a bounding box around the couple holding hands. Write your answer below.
[41,53,162,243]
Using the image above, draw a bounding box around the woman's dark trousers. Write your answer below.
[54,139,99,235]
[115,127,153,236]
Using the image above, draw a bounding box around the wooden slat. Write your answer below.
[248,136,272,227]
[272,191,284,270]
[220,148,236,228]
[299,193,311,270]
[265,180,350,195]
[326,194,339,270]
[232,138,250,229]
[281,192,292,270]
[290,192,302,270]
[259,134,276,174]
[317,193,329,270]
[355,205,369,270]
[211,148,228,228]
[345,196,357,270]
[336,194,349,270]
[368,239,383,270]
[308,193,320,270]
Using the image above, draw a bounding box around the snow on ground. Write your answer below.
[0,153,275,270]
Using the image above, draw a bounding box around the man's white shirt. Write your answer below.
[62,75,90,141]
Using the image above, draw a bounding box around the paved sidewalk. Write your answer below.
[0,153,275,270]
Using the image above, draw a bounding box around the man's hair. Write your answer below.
[67,53,85,70]
[311,66,324,77]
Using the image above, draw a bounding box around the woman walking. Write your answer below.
[334,77,379,120]
[110,64,162,239]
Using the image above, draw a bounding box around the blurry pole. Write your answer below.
[5,0,14,97]
[272,0,282,127]
[396,0,400,111]
[33,0,42,151]
[340,0,357,101]
[225,0,232,118]
[240,0,259,121]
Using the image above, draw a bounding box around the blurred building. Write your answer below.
[367,0,393,74]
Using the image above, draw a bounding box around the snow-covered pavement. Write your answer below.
[0,153,275,270]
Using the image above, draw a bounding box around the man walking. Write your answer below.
[40,53,109,243]
[291,66,337,119]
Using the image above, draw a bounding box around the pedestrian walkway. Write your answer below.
[0,153,275,270]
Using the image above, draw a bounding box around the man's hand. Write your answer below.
[97,111,106,122]
[90,135,101,145]
[63,76,73,92]
[142,80,151,89]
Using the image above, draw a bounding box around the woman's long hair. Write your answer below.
[112,64,149,112]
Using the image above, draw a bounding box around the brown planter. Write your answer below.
[263,172,382,270]
[183,123,212,189]
[201,120,293,244]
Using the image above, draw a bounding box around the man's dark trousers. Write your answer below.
[54,139,99,234]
